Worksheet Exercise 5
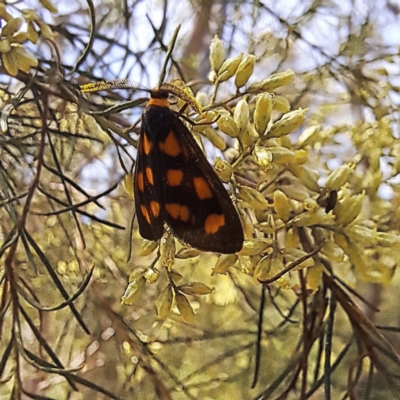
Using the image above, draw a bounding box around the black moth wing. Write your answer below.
[133,112,165,241]
[156,108,243,253]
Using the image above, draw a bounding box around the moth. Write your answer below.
[134,88,243,253]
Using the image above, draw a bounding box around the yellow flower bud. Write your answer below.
[169,270,183,282]
[254,93,273,135]
[293,207,334,227]
[214,157,233,182]
[195,91,209,108]
[274,190,291,222]
[193,111,216,129]
[144,268,159,284]
[157,285,173,319]
[269,146,296,164]
[176,248,201,259]
[294,149,308,164]
[346,242,368,277]
[248,69,295,92]
[2,51,18,76]
[212,254,238,275]
[138,239,158,256]
[209,35,225,72]
[297,125,321,147]
[35,19,54,39]
[234,98,249,134]
[344,224,377,246]
[217,53,243,82]
[273,95,291,113]
[40,0,58,12]
[0,39,11,53]
[237,206,255,238]
[240,123,259,146]
[124,173,134,198]
[377,232,400,249]
[208,70,217,83]
[334,191,365,226]
[203,127,226,151]
[178,282,213,295]
[2,17,22,36]
[268,108,306,138]
[21,9,38,22]
[279,184,309,203]
[254,255,272,281]
[10,46,38,75]
[121,277,146,305]
[225,147,240,162]
[235,54,256,88]
[239,238,272,256]
[160,233,175,269]
[237,186,269,210]
[257,214,279,234]
[217,115,239,137]
[11,31,26,43]
[325,163,354,191]
[175,292,195,324]
[0,4,12,22]
[253,145,273,169]
[333,231,349,252]
[303,197,318,211]
[287,164,320,192]
[321,240,344,262]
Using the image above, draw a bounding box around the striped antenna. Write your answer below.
[79,79,147,94]
[79,80,202,113]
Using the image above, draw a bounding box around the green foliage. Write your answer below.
[1,1,400,399]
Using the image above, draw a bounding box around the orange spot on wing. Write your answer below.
[150,201,160,217]
[146,167,154,185]
[180,206,190,222]
[142,134,152,155]
[137,172,144,192]
[167,169,184,186]
[205,214,225,234]
[193,177,213,200]
[159,131,181,156]
[166,203,190,221]
[166,203,179,219]
[140,205,151,224]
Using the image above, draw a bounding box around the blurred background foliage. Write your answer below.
[1,0,400,399]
